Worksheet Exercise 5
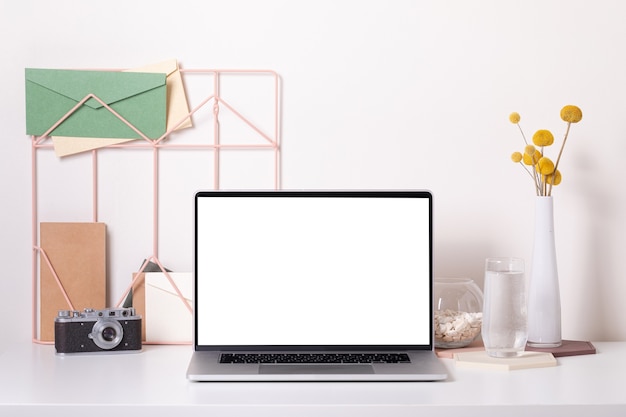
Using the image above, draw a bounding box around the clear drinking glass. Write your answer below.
[482,257,528,358]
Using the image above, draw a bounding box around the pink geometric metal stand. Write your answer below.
[30,68,281,344]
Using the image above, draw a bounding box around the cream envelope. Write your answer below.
[51,136,136,157]
[145,272,193,343]
[53,59,193,157]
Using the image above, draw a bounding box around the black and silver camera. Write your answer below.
[54,307,142,354]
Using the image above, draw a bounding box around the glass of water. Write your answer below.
[482,257,528,358]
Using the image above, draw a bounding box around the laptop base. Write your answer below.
[187,350,448,382]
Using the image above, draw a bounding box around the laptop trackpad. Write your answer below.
[259,364,375,375]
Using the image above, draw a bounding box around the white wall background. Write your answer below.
[2,0,625,343]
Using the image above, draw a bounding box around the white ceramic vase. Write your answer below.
[527,196,562,347]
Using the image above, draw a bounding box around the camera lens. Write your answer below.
[89,319,124,350]
[102,327,117,342]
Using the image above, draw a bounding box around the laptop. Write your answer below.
[186,190,448,381]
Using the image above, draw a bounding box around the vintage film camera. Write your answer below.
[54,307,142,354]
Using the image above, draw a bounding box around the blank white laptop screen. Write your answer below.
[195,191,432,348]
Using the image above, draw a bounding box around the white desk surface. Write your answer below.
[1,341,624,417]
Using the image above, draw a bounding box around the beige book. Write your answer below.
[39,222,106,341]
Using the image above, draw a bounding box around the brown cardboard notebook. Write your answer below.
[39,222,106,341]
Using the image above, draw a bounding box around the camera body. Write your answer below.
[54,307,142,354]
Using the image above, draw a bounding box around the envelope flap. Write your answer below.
[26,68,166,110]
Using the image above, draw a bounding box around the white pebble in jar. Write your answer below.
[434,309,482,345]
[434,277,484,348]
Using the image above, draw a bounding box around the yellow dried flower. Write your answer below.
[511,152,523,163]
[546,170,562,186]
[523,149,541,165]
[507,105,581,196]
[537,157,555,175]
[509,112,521,124]
[560,105,583,123]
[532,129,554,147]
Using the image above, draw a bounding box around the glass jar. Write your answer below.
[434,277,484,348]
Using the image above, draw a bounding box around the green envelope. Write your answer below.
[25,68,166,139]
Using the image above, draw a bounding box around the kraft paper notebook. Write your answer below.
[39,222,106,341]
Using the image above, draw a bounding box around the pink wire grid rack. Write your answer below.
[30,67,281,344]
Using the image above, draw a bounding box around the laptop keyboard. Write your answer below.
[219,352,411,364]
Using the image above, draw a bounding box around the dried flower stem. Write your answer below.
[548,122,571,196]
[518,162,538,185]
[516,124,543,195]
[517,123,528,145]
